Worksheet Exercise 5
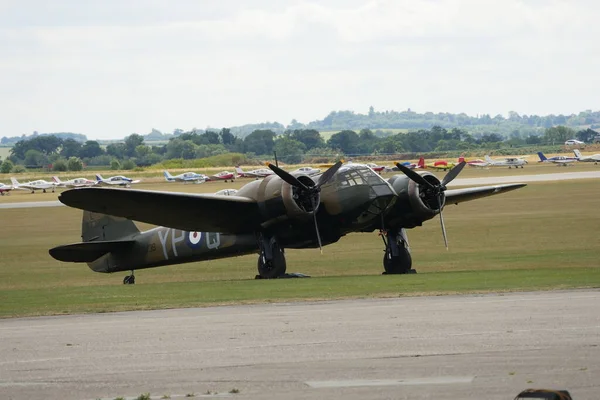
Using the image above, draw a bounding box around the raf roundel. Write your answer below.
[186,231,203,248]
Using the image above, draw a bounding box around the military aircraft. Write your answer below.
[10,177,58,193]
[484,155,528,169]
[164,170,207,183]
[536,152,577,166]
[206,171,236,182]
[573,149,600,164]
[53,176,97,188]
[96,174,141,187]
[235,166,274,178]
[50,161,526,284]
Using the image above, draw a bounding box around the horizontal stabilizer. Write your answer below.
[445,183,526,205]
[49,240,136,262]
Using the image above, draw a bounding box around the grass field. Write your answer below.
[1,173,599,318]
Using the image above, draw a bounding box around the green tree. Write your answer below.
[124,134,145,157]
[0,159,14,173]
[110,159,121,170]
[60,138,82,158]
[67,157,84,171]
[181,141,197,159]
[24,149,48,167]
[122,159,136,170]
[543,126,575,145]
[106,143,126,159]
[220,128,236,146]
[327,130,359,154]
[576,128,597,143]
[244,130,276,155]
[79,141,104,158]
[52,158,68,171]
[289,129,324,151]
[274,137,306,164]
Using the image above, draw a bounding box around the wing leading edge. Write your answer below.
[59,187,262,234]
[445,183,526,205]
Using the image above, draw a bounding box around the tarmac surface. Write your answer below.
[1,290,599,400]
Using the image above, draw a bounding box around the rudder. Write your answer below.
[82,211,140,242]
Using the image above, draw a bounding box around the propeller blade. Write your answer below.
[267,163,309,190]
[438,194,448,249]
[395,163,434,188]
[441,161,466,187]
[316,160,343,188]
[311,196,323,254]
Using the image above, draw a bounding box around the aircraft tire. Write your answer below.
[257,243,287,279]
[123,275,135,284]
[383,247,412,274]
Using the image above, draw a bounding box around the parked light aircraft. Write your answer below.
[10,177,57,193]
[365,163,386,174]
[96,174,141,187]
[164,171,207,183]
[50,161,526,284]
[418,157,456,171]
[0,182,17,195]
[458,156,489,168]
[484,155,527,169]
[235,166,274,178]
[206,171,235,182]
[573,149,600,164]
[536,152,577,166]
[53,176,97,188]
[290,166,321,176]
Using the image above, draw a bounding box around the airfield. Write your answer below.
[1,162,600,399]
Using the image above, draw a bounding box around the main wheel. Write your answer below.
[257,243,287,279]
[123,275,135,284]
[383,247,412,274]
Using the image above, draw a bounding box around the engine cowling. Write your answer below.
[386,171,446,228]
[236,174,319,227]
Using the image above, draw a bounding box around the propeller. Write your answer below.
[268,160,343,252]
[395,161,466,249]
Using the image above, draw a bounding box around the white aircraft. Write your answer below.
[484,155,528,169]
[10,177,58,193]
[290,166,321,176]
[235,166,274,178]
[573,149,600,164]
[95,174,141,187]
[214,188,238,196]
[163,170,207,183]
[0,182,20,195]
[52,176,97,188]
[537,152,577,166]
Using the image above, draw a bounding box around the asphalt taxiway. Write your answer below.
[1,290,598,400]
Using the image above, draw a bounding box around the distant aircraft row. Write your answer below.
[1,149,598,196]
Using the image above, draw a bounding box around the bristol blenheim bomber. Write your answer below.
[50,161,525,284]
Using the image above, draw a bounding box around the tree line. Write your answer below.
[1,125,597,173]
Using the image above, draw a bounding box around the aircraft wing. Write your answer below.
[445,183,526,205]
[59,187,262,233]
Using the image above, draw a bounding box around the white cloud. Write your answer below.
[0,0,599,139]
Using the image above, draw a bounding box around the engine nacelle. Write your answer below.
[236,174,319,227]
[386,172,446,228]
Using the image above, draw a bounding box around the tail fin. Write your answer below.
[10,177,19,186]
[417,157,425,169]
[458,156,465,163]
[82,211,140,242]
[95,174,104,182]
[52,176,62,184]
[573,149,582,158]
[484,155,493,163]
[163,170,174,181]
[235,166,244,176]
[537,152,547,162]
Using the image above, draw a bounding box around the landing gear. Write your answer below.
[43,189,47,193]
[381,228,414,274]
[123,272,135,284]
[257,234,287,279]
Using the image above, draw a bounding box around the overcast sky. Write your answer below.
[1,0,598,140]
